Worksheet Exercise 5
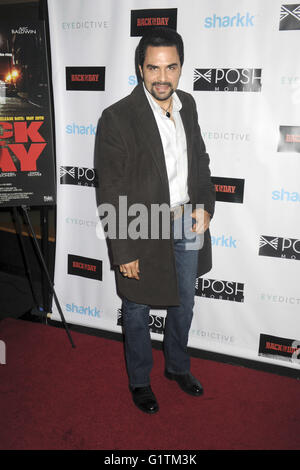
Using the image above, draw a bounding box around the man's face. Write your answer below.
[139,45,182,103]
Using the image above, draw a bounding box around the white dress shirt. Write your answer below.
[143,84,189,208]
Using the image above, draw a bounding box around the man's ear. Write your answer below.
[138,65,143,80]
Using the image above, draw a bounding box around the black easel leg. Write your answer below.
[21,205,75,349]
[12,207,41,312]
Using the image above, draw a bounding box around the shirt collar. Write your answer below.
[143,83,182,116]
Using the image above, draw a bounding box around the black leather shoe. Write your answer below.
[165,370,204,396]
[131,386,159,414]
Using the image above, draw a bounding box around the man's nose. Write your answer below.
[158,68,167,82]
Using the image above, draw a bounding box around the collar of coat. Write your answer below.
[128,82,194,187]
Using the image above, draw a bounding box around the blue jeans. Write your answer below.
[122,207,201,388]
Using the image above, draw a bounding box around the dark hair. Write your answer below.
[138,27,184,68]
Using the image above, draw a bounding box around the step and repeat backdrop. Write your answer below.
[48,0,300,369]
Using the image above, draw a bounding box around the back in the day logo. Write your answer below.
[130,8,177,36]
[60,166,98,187]
[280,4,300,30]
[66,66,105,91]
[259,235,300,260]
[211,176,245,203]
[259,334,300,363]
[68,254,102,281]
[277,126,300,153]
[193,68,262,92]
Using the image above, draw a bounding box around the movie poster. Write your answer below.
[0,21,55,207]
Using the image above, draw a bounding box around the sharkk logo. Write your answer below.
[280,4,300,30]
[259,236,300,260]
[193,68,262,92]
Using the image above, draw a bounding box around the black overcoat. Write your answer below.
[95,83,215,306]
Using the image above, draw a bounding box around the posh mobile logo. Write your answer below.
[130,8,177,36]
[204,12,255,28]
[60,166,98,187]
[259,236,300,260]
[277,126,300,153]
[211,176,245,203]
[66,66,105,91]
[280,4,300,30]
[68,254,102,281]
[195,277,244,302]
[117,309,165,335]
[193,68,262,92]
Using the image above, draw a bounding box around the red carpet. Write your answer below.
[0,317,300,450]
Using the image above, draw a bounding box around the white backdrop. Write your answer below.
[48,0,300,369]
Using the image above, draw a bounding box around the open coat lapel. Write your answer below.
[129,84,169,194]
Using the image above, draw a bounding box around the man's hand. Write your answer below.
[119,259,140,280]
[191,208,211,234]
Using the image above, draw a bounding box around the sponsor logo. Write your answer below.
[195,277,244,302]
[68,254,102,281]
[60,166,98,187]
[62,20,109,31]
[202,130,250,142]
[117,309,165,335]
[204,12,254,28]
[193,68,262,92]
[190,329,235,345]
[211,234,237,248]
[66,123,96,136]
[211,176,244,203]
[66,303,100,318]
[65,217,98,229]
[128,75,138,86]
[259,334,300,363]
[279,4,300,30]
[66,67,105,91]
[272,188,300,202]
[277,126,300,153]
[130,8,177,36]
[260,292,300,305]
[259,236,300,260]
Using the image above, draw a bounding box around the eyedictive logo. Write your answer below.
[204,12,254,28]
[277,126,300,153]
[130,8,177,36]
[195,277,244,302]
[280,4,300,30]
[259,334,300,364]
[66,303,100,318]
[272,188,300,202]
[259,236,300,260]
[66,66,105,91]
[193,68,262,92]
[60,166,98,187]
[211,176,244,203]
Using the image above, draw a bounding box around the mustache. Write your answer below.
[152,82,172,87]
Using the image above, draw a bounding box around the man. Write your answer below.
[95,28,215,414]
